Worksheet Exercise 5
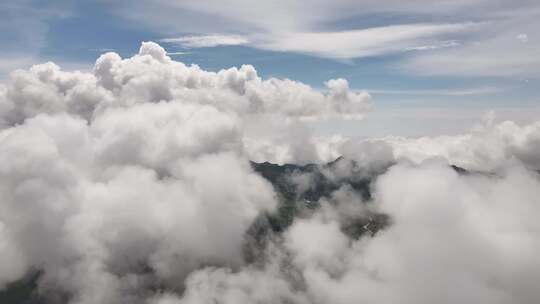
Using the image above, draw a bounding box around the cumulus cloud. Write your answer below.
[293,161,540,304]
[0,41,371,302]
[0,41,370,127]
[295,118,540,172]
[0,97,276,302]
[380,119,540,171]
[150,160,540,304]
[0,40,370,164]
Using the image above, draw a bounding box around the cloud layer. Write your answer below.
[1,43,540,304]
[150,161,540,304]
[0,42,369,302]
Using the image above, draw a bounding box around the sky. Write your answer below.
[1,0,539,136]
[2,2,540,304]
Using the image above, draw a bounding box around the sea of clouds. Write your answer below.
[1,42,540,304]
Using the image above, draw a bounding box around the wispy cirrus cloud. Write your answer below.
[402,29,540,77]
[160,34,248,48]
[254,23,475,59]
[366,86,505,96]
[159,23,474,60]
[113,0,540,77]
[404,40,460,52]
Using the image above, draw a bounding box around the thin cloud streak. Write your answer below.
[254,22,476,59]
[366,86,507,96]
[160,34,249,48]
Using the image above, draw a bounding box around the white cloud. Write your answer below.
[0,43,284,300]
[517,33,529,43]
[160,34,249,48]
[308,117,540,172]
[110,0,540,76]
[117,0,499,36]
[402,19,540,76]
[143,23,471,61]
[245,113,540,169]
[386,120,540,171]
[404,40,460,51]
[2,41,540,304]
[0,42,370,128]
[366,86,503,96]
[0,41,370,165]
[166,51,191,56]
[251,23,474,59]
[0,42,373,300]
[153,160,540,304]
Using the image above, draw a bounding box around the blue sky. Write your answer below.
[1,0,539,136]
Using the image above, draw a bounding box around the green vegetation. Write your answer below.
[0,271,44,304]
